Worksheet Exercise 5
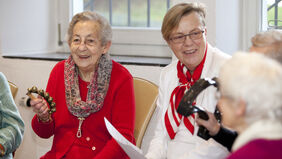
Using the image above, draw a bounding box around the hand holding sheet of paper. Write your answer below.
[104,117,147,159]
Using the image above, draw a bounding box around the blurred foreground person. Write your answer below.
[0,72,24,159]
[218,52,282,159]
[196,29,282,151]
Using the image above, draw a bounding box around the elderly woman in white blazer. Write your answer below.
[145,2,230,159]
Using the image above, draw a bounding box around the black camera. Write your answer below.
[177,77,221,140]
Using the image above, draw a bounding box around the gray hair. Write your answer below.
[67,11,112,46]
[251,29,282,63]
[219,52,282,125]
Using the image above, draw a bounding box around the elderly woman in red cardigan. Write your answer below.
[30,11,135,159]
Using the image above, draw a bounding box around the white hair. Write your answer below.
[251,29,282,63]
[219,52,282,125]
[251,29,282,48]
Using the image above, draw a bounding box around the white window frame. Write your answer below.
[240,0,265,51]
[265,0,282,30]
[57,0,171,58]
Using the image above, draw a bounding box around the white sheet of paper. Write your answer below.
[104,117,147,159]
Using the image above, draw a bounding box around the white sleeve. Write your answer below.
[177,138,230,159]
[145,71,170,159]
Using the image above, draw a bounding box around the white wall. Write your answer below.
[0,0,57,55]
[216,0,241,54]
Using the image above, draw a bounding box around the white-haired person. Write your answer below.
[196,29,282,151]
[29,11,135,158]
[145,2,231,159]
[217,52,282,158]
[250,29,282,63]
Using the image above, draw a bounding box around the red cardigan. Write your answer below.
[32,60,136,159]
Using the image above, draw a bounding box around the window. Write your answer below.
[267,0,282,29]
[0,0,170,65]
[83,0,170,28]
[68,0,172,58]
[240,0,281,51]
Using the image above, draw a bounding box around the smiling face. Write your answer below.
[168,12,207,71]
[70,20,111,73]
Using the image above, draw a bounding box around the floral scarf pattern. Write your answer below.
[64,54,112,118]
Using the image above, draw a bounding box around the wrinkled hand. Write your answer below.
[196,111,220,136]
[30,95,50,122]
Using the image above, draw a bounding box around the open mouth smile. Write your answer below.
[78,55,90,59]
[183,49,197,54]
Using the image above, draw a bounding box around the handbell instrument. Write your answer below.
[26,86,56,114]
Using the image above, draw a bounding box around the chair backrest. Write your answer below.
[8,81,18,157]
[8,81,18,99]
[133,77,158,148]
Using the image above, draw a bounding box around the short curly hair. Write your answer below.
[251,29,282,63]
[67,11,112,46]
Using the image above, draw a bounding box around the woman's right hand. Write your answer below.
[30,95,51,122]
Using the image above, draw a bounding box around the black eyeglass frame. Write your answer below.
[169,30,205,44]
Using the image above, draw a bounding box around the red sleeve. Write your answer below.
[31,62,61,138]
[95,77,136,159]
[31,115,54,138]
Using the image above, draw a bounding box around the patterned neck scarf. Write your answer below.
[64,54,112,118]
[165,44,207,139]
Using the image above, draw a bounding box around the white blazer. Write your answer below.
[146,44,231,159]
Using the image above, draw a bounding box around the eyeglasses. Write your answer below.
[71,37,97,47]
[170,30,204,44]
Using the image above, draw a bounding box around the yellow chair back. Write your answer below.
[133,77,158,148]
[8,81,18,99]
